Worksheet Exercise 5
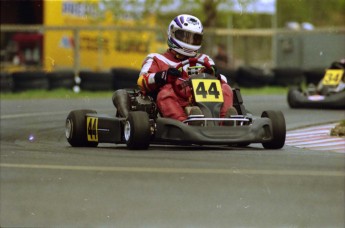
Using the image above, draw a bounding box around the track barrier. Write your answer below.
[0,67,326,92]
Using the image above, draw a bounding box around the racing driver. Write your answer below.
[136,14,237,123]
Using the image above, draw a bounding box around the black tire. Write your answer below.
[79,71,113,91]
[236,66,274,88]
[272,67,305,86]
[111,68,140,90]
[217,67,237,87]
[0,72,13,92]
[287,86,302,108]
[303,68,325,85]
[47,70,75,90]
[65,109,98,147]
[124,111,151,150]
[261,110,286,149]
[12,71,49,92]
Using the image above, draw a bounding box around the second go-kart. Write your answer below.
[288,61,345,109]
[65,60,286,150]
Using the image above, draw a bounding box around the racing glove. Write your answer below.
[154,68,181,85]
[205,64,227,82]
[188,57,217,76]
[204,65,217,76]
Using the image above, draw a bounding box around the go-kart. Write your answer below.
[65,59,286,150]
[288,62,345,109]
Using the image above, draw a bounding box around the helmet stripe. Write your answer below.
[180,16,184,24]
[174,17,183,28]
[169,37,182,48]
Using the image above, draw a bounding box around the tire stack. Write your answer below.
[303,68,325,85]
[79,71,114,91]
[217,67,237,87]
[12,71,49,92]
[47,70,75,90]
[111,68,140,90]
[1,66,326,92]
[272,67,305,86]
[0,72,13,92]
[236,66,274,88]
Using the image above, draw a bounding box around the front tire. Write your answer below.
[287,86,301,108]
[65,109,98,147]
[261,110,286,149]
[124,111,151,150]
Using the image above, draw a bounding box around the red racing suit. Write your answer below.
[137,50,234,121]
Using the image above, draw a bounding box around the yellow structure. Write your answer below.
[44,0,165,71]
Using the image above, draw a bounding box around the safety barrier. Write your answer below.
[0,68,140,92]
[0,67,325,93]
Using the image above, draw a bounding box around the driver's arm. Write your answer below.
[137,56,181,95]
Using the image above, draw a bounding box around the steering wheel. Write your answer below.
[172,58,216,100]
[175,58,215,76]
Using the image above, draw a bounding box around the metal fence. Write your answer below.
[1,25,345,74]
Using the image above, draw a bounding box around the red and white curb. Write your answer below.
[286,123,345,153]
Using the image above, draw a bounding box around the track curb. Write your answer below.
[286,122,345,153]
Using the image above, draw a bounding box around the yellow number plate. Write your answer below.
[192,79,224,102]
[322,69,344,86]
[87,117,98,142]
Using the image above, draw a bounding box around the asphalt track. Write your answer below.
[1,95,344,227]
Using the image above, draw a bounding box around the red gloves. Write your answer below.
[188,58,216,76]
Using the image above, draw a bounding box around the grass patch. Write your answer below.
[239,86,289,95]
[331,120,345,137]
[338,120,345,127]
[0,86,289,100]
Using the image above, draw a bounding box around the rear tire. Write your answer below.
[124,111,151,150]
[65,109,98,147]
[261,110,286,149]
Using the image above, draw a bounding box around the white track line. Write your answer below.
[1,163,344,177]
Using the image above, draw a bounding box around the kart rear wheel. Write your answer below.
[65,109,98,147]
[261,110,286,149]
[124,111,151,150]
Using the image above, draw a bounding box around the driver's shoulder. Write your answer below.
[146,53,163,59]
[143,53,172,66]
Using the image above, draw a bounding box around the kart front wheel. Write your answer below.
[65,109,98,147]
[261,110,286,149]
[287,86,302,108]
[124,111,151,150]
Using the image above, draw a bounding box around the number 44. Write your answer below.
[192,79,224,102]
[196,81,220,98]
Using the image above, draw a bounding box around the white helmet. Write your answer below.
[167,14,203,57]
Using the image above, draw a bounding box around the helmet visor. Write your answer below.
[175,30,203,45]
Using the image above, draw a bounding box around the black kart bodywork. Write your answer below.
[66,73,286,150]
[288,64,345,109]
[288,87,345,109]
